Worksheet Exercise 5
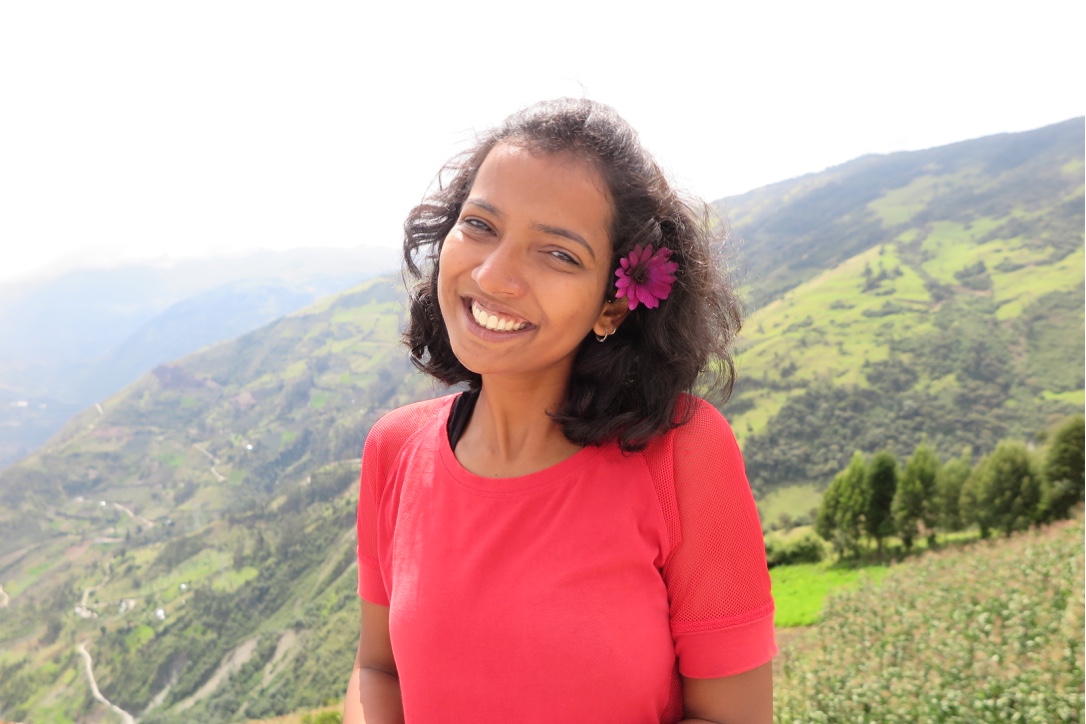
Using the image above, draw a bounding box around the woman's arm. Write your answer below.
[659,399,777,722]
[343,600,404,724]
[679,661,773,724]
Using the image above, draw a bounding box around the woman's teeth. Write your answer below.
[471,301,529,332]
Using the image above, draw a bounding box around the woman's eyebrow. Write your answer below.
[464,197,597,261]
[465,197,502,217]
[531,223,596,261]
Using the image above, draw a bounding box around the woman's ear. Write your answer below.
[593,297,631,338]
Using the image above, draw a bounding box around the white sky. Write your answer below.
[1,0,1082,283]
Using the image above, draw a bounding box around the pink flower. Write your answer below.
[614,244,678,310]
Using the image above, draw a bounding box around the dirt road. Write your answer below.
[76,641,136,724]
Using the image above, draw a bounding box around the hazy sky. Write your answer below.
[1,1,1082,283]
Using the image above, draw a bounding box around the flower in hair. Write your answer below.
[614,244,678,310]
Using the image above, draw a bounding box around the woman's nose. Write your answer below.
[471,239,527,297]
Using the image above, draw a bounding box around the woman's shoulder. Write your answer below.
[646,393,738,454]
[365,394,456,454]
[640,394,746,497]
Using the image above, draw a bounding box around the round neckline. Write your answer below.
[438,393,605,495]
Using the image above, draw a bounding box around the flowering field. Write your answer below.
[774,518,1085,723]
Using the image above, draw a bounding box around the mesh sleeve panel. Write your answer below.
[356,398,449,604]
[644,396,777,678]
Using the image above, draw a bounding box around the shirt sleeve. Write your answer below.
[356,422,390,606]
[356,398,453,607]
[658,397,777,678]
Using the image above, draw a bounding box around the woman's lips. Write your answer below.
[463,297,535,334]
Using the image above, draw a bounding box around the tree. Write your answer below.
[815,474,841,543]
[864,450,898,558]
[892,443,941,551]
[963,441,1041,537]
[1040,414,1085,521]
[817,452,867,558]
[935,449,971,533]
[960,463,988,538]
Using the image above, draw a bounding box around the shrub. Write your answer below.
[1040,414,1085,521]
[935,449,971,532]
[892,443,939,550]
[962,441,1041,537]
[765,532,825,568]
[816,452,867,557]
[863,450,898,557]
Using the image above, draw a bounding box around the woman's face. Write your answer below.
[437,143,622,387]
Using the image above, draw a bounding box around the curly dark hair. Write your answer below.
[402,98,743,451]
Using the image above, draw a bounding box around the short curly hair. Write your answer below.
[402,98,742,451]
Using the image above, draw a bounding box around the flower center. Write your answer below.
[628,265,650,284]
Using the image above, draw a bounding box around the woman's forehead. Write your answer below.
[470,143,614,236]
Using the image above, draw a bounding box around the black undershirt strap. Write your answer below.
[446,388,480,450]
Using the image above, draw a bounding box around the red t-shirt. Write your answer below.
[356,394,776,723]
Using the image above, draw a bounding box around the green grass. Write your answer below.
[125,623,155,650]
[212,565,259,592]
[771,562,890,627]
[866,174,940,226]
[993,245,1084,320]
[7,560,55,596]
[159,452,185,468]
[1043,389,1086,405]
[283,360,308,379]
[759,484,821,527]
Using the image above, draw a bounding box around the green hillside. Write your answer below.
[0,278,435,722]
[723,117,1084,307]
[724,117,1084,495]
[0,279,422,555]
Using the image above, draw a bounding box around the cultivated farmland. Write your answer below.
[774,518,1084,722]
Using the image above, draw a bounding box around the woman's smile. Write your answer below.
[465,297,534,333]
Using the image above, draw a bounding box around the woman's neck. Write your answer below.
[454,374,582,478]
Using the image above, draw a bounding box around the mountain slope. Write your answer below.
[0,277,427,556]
[0,246,400,469]
[722,116,1083,307]
[723,117,1083,493]
[0,276,439,722]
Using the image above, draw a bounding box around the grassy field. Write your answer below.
[774,517,1085,722]
[758,484,821,528]
[769,525,987,627]
[771,561,890,627]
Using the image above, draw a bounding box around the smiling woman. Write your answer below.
[344,99,775,724]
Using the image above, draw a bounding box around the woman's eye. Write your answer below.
[549,250,580,266]
[461,218,492,233]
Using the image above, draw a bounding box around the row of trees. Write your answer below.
[815,415,1084,558]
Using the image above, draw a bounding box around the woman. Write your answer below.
[345,99,776,723]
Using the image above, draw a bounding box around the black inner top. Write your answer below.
[445,388,480,450]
